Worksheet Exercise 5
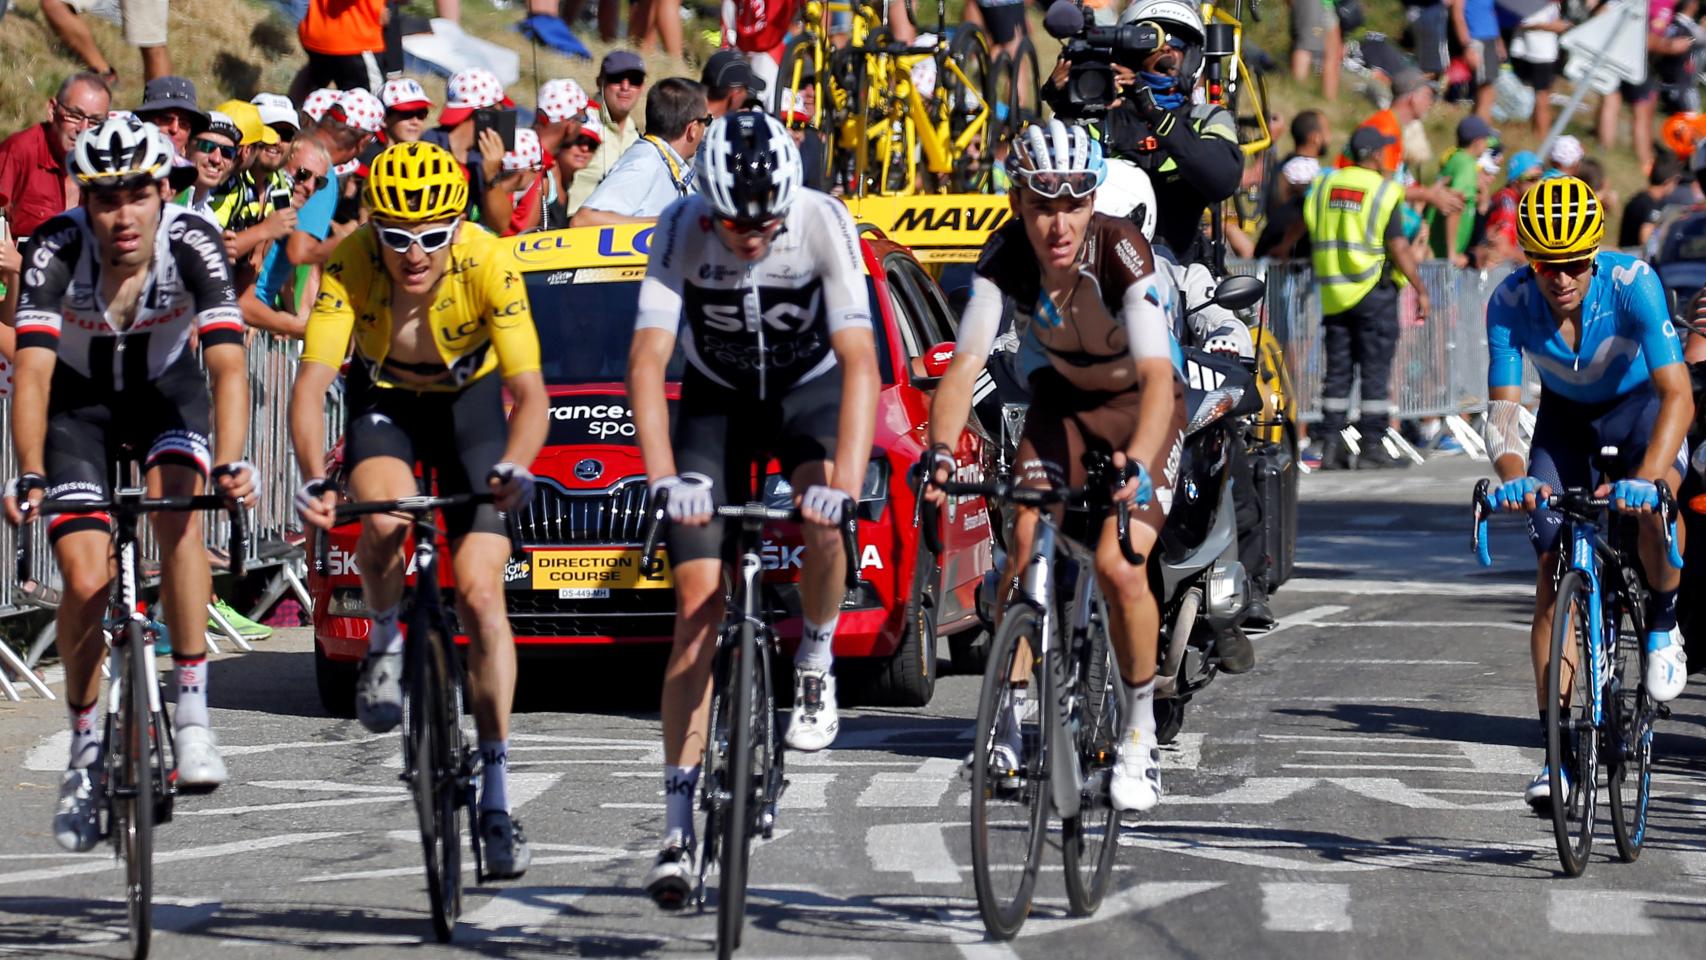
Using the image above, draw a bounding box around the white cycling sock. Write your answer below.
[664,764,700,846]
[68,700,102,769]
[795,615,838,671]
[1005,686,1028,746]
[368,606,403,656]
[479,740,509,813]
[1121,677,1156,741]
[173,655,210,730]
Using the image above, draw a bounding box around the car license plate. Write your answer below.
[528,549,672,592]
[558,588,610,599]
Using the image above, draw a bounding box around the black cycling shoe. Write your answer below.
[478,809,532,880]
[1215,629,1256,674]
[1316,435,1352,471]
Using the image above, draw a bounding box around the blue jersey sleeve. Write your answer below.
[1618,259,1685,372]
[1485,276,1527,391]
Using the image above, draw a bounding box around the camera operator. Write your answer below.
[1041,0,1242,266]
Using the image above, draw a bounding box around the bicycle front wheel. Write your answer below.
[969,602,1048,940]
[944,26,995,193]
[120,620,155,960]
[1547,569,1598,877]
[1608,598,1653,862]
[1062,602,1121,916]
[717,619,758,959]
[408,624,463,941]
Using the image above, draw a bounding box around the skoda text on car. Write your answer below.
[311,222,996,710]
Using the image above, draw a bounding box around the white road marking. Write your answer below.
[299,850,646,884]
[1547,890,1657,935]
[1284,578,1533,598]
[1168,777,1317,805]
[507,771,563,811]
[177,796,409,816]
[856,757,961,807]
[1258,604,1349,637]
[249,779,401,794]
[0,832,350,886]
[1261,881,1352,932]
[1120,821,1538,873]
[866,821,962,882]
[1299,621,1526,631]
[1274,698,1440,704]
[23,732,394,772]
[1161,732,1205,771]
[463,887,587,938]
[956,943,1021,960]
[1285,659,1486,665]
[1294,750,1466,759]
[784,772,836,809]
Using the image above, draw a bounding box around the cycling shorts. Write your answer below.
[976,0,1027,45]
[1526,386,1689,555]
[1015,368,1186,543]
[667,367,842,565]
[342,364,509,540]
[43,359,211,543]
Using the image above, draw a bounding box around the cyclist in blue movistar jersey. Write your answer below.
[1484,176,1693,813]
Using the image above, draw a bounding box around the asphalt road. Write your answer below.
[3,456,1705,958]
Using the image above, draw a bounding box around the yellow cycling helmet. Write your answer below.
[364,141,468,223]
[1516,175,1604,263]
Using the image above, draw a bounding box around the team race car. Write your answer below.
[311,220,999,714]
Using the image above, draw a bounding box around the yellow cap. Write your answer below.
[213,99,278,147]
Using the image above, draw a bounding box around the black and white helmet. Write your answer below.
[696,110,803,224]
[72,114,174,187]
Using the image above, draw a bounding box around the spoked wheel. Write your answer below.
[408,626,463,942]
[942,25,995,193]
[716,621,759,959]
[1546,570,1599,877]
[1608,601,1654,862]
[119,621,155,960]
[775,37,833,187]
[1008,36,1042,132]
[969,602,1049,940]
[1062,604,1121,917]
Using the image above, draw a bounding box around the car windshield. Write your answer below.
[524,270,892,385]
[1659,213,1706,263]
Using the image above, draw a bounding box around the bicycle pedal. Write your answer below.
[1657,703,1672,720]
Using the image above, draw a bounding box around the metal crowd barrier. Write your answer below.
[0,334,342,696]
[1229,258,1533,445]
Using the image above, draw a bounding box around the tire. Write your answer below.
[717,619,757,959]
[776,38,834,189]
[1062,606,1120,916]
[410,623,462,942]
[866,540,940,705]
[121,620,155,960]
[314,643,357,719]
[1227,70,1273,224]
[944,25,995,194]
[1547,570,1598,878]
[1008,36,1042,132]
[968,602,1048,940]
[1608,598,1653,862]
[1154,696,1186,745]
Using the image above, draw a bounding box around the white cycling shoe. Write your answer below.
[1645,627,1689,702]
[54,767,102,852]
[174,725,228,789]
[785,667,840,752]
[1525,763,1570,812]
[1109,730,1163,813]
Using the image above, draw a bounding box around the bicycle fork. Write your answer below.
[1028,524,1084,821]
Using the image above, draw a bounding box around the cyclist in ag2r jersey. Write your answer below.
[1483,175,1693,813]
[627,110,879,908]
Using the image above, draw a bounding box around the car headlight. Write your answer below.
[762,460,889,509]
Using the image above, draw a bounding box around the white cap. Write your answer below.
[1281,155,1320,186]
[536,79,589,123]
[250,93,299,133]
[302,88,341,122]
[502,127,543,172]
[1550,134,1584,168]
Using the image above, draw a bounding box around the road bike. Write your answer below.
[1472,466,1682,876]
[17,473,246,960]
[932,454,1140,939]
[639,484,858,959]
[314,484,507,941]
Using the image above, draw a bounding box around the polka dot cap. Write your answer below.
[537,79,589,123]
[302,88,341,122]
[334,89,385,134]
[502,127,543,172]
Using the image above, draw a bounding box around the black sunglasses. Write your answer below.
[696,114,715,126]
[291,167,330,192]
[604,72,646,88]
[390,108,430,122]
[194,138,238,160]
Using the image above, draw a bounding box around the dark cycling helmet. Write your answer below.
[71,114,175,187]
[1517,175,1604,263]
[696,110,803,224]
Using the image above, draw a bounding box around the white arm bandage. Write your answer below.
[1484,399,1532,464]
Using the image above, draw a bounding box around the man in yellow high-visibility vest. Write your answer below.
[1303,125,1430,470]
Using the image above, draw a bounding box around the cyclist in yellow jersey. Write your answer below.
[287,141,550,879]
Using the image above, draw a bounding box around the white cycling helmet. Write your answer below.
[1007,119,1107,199]
[1119,0,1207,85]
[697,110,804,224]
[72,114,174,187]
[1094,157,1157,240]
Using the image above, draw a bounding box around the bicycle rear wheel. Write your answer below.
[1008,36,1041,132]
[716,618,758,959]
[943,26,995,193]
[1546,570,1598,877]
[408,623,463,942]
[1062,602,1121,916]
[1608,598,1653,862]
[969,602,1048,940]
[120,620,155,960]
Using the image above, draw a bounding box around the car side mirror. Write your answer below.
[911,341,956,388]
[1212,275,1266,312]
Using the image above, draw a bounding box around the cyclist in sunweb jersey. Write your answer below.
[628,110,879,906]
[3,116,256,850]
[289,141,548,878]
[923,119,1189,813]
[1483,176,1693,811]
